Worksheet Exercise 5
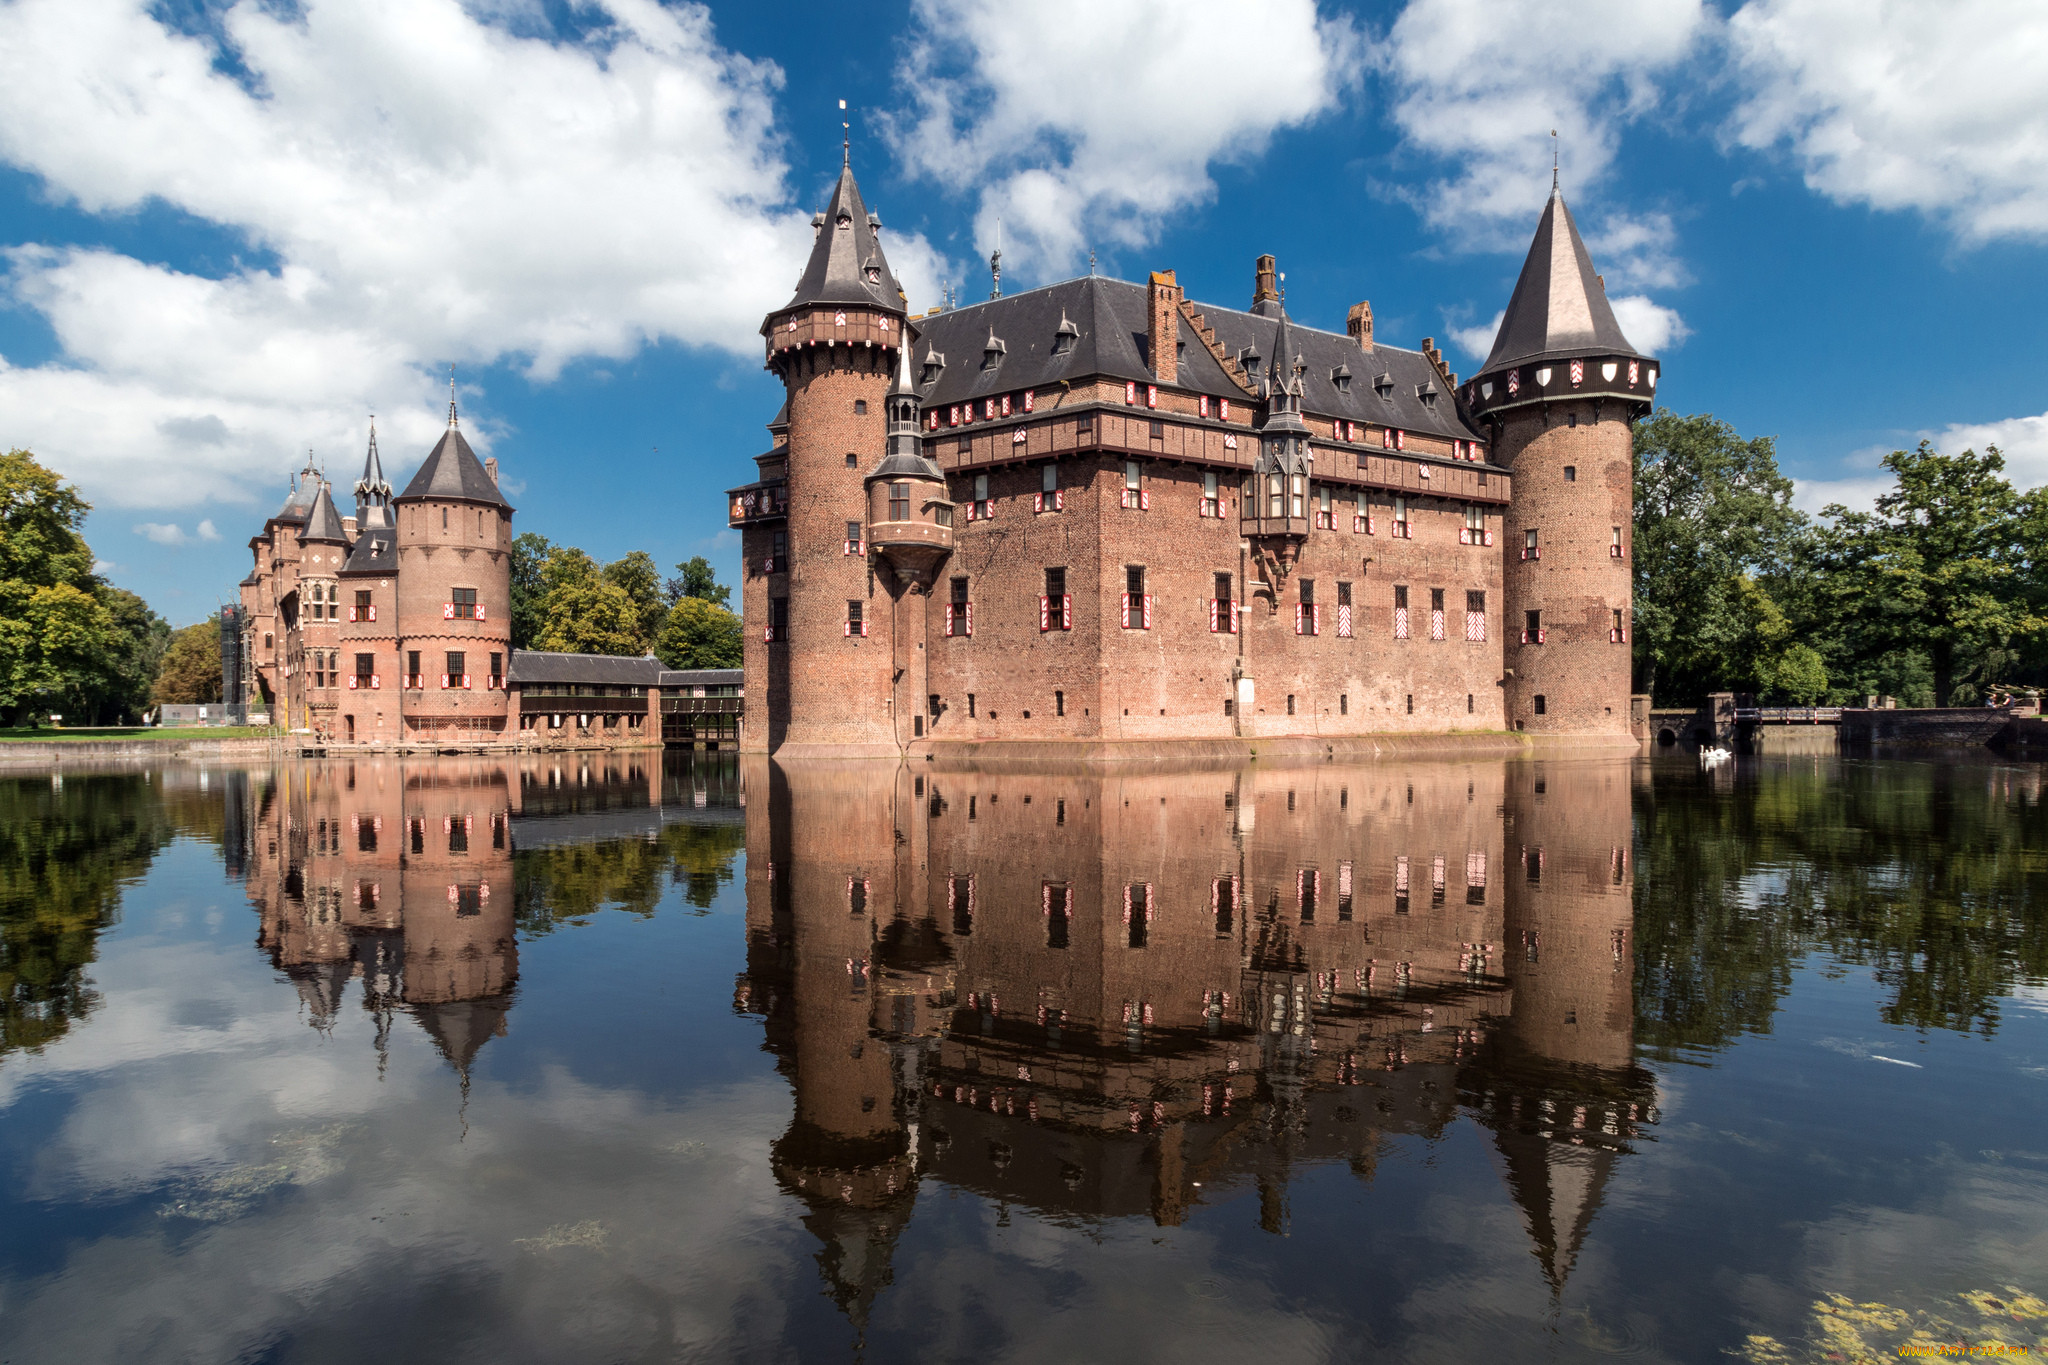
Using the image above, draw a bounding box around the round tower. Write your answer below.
[1466,188,1656,738]
[759,159,912,754]
[392,386,514,744]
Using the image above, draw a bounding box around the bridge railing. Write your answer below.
[1733,706,1843,723]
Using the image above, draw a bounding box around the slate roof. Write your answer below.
[339,525,395,576]
[300,481,349,543]
[658,668,743,689]
[1480,190,1642,374]
[397,424,513,509]
[271,463,319,524]
[507,651,664,687]
[906,275,1482,445]
[777,163,904,316]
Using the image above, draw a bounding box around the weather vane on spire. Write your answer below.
[447,369,459,429]
[1551,128,1559,192]
[989,219,1002,301]
[840,98,849,168]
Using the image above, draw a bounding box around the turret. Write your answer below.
[391,383,514,731]
[1464,188,1653,737]
[749,158,913,755]
[1242,302,1312,605]
[865,341,953,585]
[353,421,394,534]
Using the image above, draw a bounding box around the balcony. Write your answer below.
[728,480,788,527]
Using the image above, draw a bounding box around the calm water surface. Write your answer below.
[0,752,2044,1363]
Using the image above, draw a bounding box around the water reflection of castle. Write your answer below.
[238,754,742,1073]
[738,759,1658,1324]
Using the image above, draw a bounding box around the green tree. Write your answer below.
[602,550,666,650]
[664,554,731,609]
[94,589,171,724]
[533,546,644,656]
[654,596,743,670]
[1767,643,1829,705]
[0,450,121,725]
[153,621,223,704]
[1812,443,2037,706]
[509,532,555,650]
[1631,412,1811,705]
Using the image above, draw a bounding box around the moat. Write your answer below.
[0,751,2043,1363]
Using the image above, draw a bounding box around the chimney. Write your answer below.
[1347,301,1374,354]
[1252,254,1279,309]
[484,457,499,486]
[342,515,358,537]
[1147,270,1181,386]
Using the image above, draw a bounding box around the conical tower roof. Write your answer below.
[779,163,903,315]
[301,480,349,543]
[397,391,512,510]
[354,423,392,504]
[1480,190,1640,374]
[273,457,320,523]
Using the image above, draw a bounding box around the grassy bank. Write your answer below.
[0,727,280,743]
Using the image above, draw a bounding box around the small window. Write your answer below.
[1526,528,1539,550]
[1149,420,1164,438]
[1564,465,1576,482]
[1535,694,1548,715]
[973,474,990,518]
[1215,571,1232,601]
[854,399,868,415]
[845,452,857,468]
[1526,609,1542,636]
[1127,565,1144,596]
[1287,694,1296,715]
[847,518,863,545]
[847,601,863,634]
[1055,690,1065,717]
[1338,581,1352,606]
[967,693,976,718]
[1042,464,1058,494]
[446,651,465,681]
[1125,460,1142,491]
[1406,694,1414,714]
[355,652,374,680]
[1046,566,1066,597]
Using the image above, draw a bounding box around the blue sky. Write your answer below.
[1,0,2043,627]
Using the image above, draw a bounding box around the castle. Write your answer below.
[237,394,744,751]
[731,162,1655,755]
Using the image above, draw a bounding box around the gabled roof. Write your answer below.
[778,163,904,316]
[659,668,743,688]
[300,481,349,543]
[397,424,512,509]
[1480,190,1641,374]
[908,276,1481,444]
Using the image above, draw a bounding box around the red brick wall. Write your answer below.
[775,339,899,751]
[391,496,512,733]
[1497,400,1634,735]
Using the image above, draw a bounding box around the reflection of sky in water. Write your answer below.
[0,753,2042,1364]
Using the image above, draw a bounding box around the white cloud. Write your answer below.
[1609,295,1690,353]
[885,0,1360,279]
[0,0,944,513]
[1448,310,1502,362]
[134,522,193,546]
[1793,409,2048,514]
[1373,0,1708,258]
[195,519,220,542]
[1728,0,2048,244]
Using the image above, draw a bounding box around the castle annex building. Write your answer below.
[238,399,744,751]
[731,163,1656,755]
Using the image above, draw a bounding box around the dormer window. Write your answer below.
[1241,347,1262,376]
[865,266,881,284]
[1373,371,1395,399]
[921,348,946,385]
[1054,311,1078,356]
[1332,364,1352,394]
[836,213,852,230]
[1417,381,1439,410]
[983,331,1007,369]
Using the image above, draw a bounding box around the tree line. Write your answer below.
[508,534,742,669]
[1633,411,2048,707]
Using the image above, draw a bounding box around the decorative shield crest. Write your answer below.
[1535,367,1552,387]
[1601,361,1619,383]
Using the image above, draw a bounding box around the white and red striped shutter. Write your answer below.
[1023,390,1034,412]
[1061,595,1072,629]
[945,603,954,635]
[965,601,973,636]
[1142,594,1152,629]
[1041,596,1050,631]
[1221,399,1230,420]
[1125,381,1137,404]
[1146,385,1158,408]
[1139,489,1150,510]
[1295,604,1304,635]
[1121,593,1131,629]
[1314,604,1322,634]
[1210,599,1219,632]
[443,602,455,619]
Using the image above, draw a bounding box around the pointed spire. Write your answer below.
[301,478,349,544]
[989,219,1002,301]
[777,160,902,315]
[354,419,391,502]
[1479,190,1641,374]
